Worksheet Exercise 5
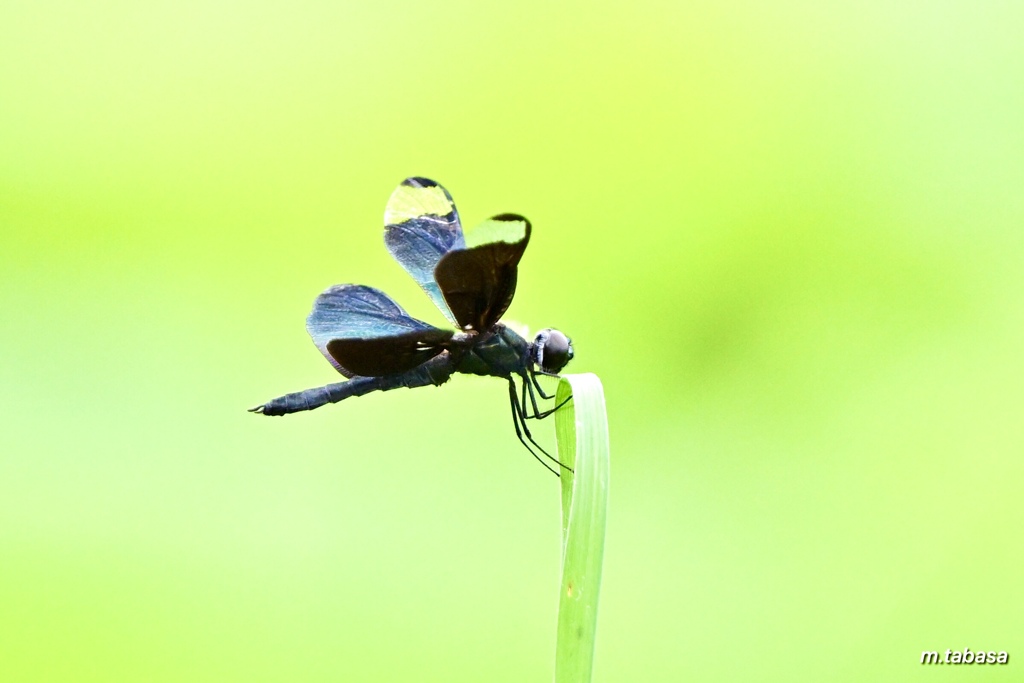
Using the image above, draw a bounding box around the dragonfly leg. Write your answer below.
[529,369,557,400]
[509,378,574,474]
[528,394,573,421]
[520,376,536,418]
[524,373,543,417]
[507,379,559,476]
[522,370,573,420]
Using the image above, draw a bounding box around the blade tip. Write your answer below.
[402,176,438,188]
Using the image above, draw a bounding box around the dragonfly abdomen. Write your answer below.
[252,355,457,416]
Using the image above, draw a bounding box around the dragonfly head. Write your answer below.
[532,328,574,374]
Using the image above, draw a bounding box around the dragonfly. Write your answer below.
[250,177,575,475]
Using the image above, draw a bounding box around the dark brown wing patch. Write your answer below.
[326,329,452,377]
[434,214,531,331]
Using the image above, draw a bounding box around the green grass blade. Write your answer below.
[554,373,610,683]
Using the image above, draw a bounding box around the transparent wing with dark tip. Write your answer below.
[306,284,453,377]
[384,177,466,325]
[434,213,531,332]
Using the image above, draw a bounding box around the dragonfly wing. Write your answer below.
[306,284,453,377]
[384,177,465,325]
[434,214,531,332]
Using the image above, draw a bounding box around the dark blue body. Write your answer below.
[257,324,533,416]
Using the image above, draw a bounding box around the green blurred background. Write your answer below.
[2,1,1022,681]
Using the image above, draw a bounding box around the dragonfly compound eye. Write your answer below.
[534,328,573,374]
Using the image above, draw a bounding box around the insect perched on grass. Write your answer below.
[251,177,574,474]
